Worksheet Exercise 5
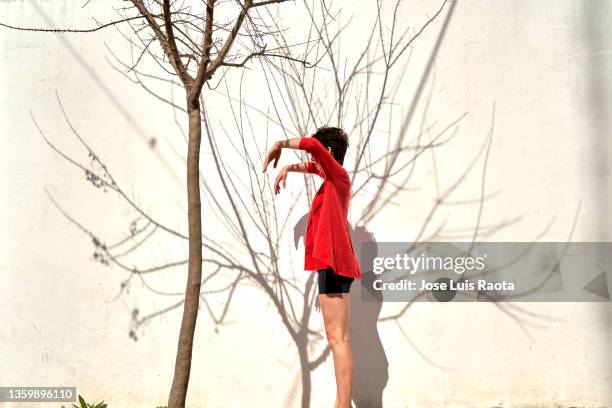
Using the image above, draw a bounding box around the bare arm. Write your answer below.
[263,136,343,180]
[273,162,319,195]
[285,162,309,173]
[262,138,302,173]
[296,137,345,180]
[276,138,302,149]
[263,136,332,195]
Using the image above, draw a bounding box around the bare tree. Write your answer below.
[2,1,317,407]
[104,1,509,406]
[184,0,558,404]
[5,0,559,407]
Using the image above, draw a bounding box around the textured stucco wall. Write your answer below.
[1,1,611,407]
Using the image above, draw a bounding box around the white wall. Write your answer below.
[1,1,610,407]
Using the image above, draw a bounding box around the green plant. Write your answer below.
[60,394,107,408]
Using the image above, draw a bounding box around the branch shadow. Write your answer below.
[349,225,388,408]
[294,214,388,407]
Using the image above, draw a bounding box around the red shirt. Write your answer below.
[299,137,362,280]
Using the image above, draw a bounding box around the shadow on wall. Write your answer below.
[294,215,388,408]
[582,0,612,380]
[349,225,389,408]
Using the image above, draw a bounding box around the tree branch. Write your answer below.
[205,0,254,77]
[192,0,215,94]
[129,0,190,84]
[0,15,148,33]
[161,0,190,82]
[252,0,292,7]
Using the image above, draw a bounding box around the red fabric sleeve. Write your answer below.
[299,137,345,180]
[306,161,324,178]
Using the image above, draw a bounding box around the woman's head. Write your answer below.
[312,126,349,165]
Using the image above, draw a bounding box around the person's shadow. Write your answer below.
[294,214,388,407]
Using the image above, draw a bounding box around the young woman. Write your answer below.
[262,126,362,408]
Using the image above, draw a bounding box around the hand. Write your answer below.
[262,141,282,173]
[274,166,289,195]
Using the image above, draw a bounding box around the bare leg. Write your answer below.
[319,292,353,408]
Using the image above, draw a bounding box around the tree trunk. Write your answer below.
[168,95,204,408]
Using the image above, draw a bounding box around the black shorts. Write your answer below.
[317,267,354,294]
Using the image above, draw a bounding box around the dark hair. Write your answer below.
[312,126,349,165]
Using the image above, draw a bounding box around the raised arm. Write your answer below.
[297,137,345,180]
[273,162,322,195]
[285,162,309,173]
[262,138,301,173]
[286,161,324,176]
[262,137,344,180]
